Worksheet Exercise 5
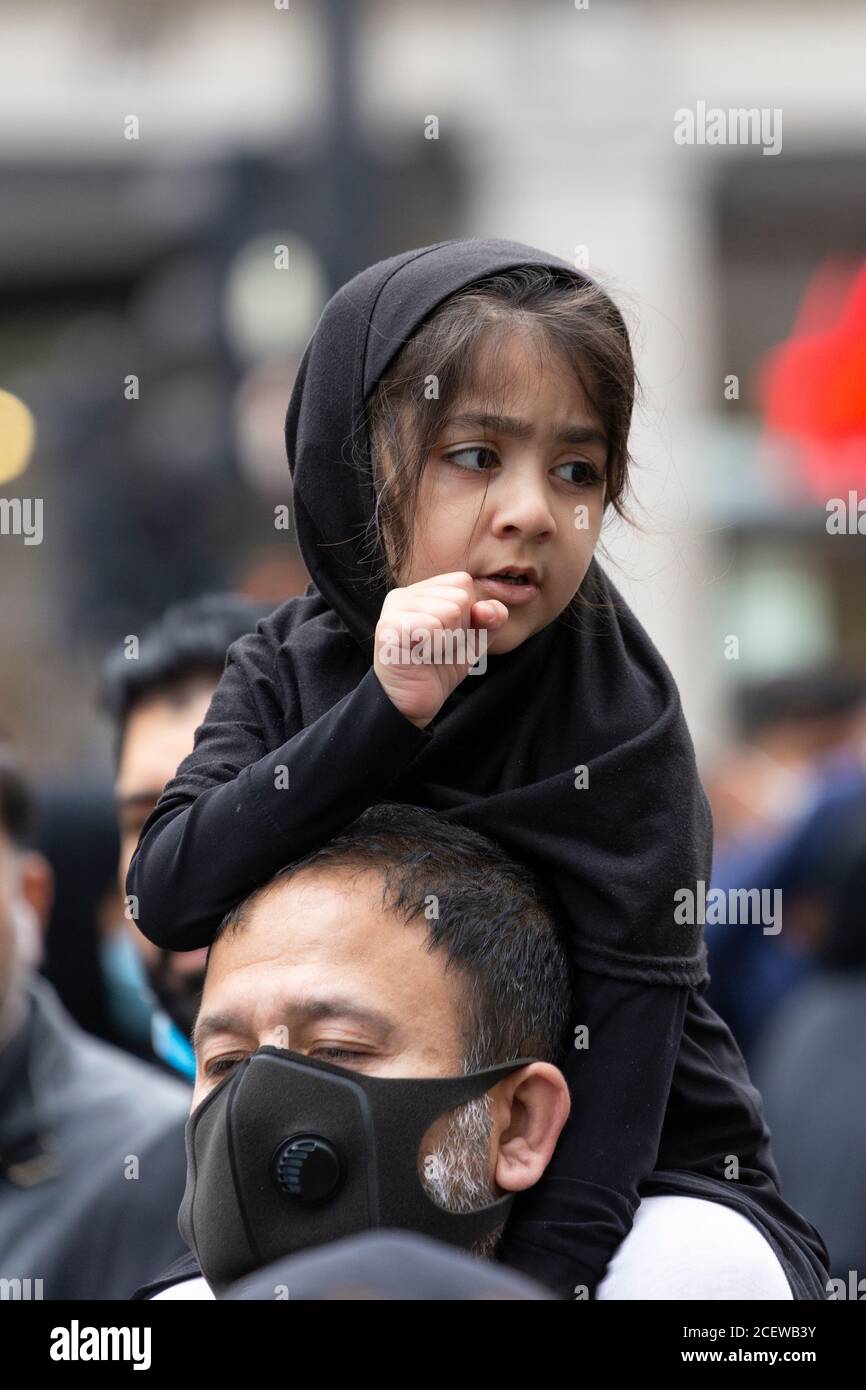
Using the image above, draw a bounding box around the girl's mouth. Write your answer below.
[476,574,540,605]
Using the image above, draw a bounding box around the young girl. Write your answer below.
[128,238,830,1299]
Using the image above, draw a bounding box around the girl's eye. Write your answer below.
[554,460,604,488]
[444,448,603,489]
[443,446,498,471]
[312,1046,361,1061]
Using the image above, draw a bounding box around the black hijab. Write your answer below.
[283,237,711,987]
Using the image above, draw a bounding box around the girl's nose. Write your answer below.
[489,468,556,538]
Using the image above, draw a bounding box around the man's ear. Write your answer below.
[8,851,54,971]
[490,1063,571,1194]
[19,851,54,939]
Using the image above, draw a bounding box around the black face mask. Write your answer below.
[178,1046,535,1293]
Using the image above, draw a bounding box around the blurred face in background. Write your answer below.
[114,676,215,1033]
[706,706,866,848]
[0,824,52,1045]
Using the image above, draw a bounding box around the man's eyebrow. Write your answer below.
[443,411,608,450]
[192,996,395,1054]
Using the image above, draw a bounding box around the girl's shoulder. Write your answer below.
[224,587,334,675]
[221,587,362,735]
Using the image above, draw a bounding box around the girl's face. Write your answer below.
[392,330,609,655]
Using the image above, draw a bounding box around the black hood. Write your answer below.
[285,237,628,651]
[277,237,712,985]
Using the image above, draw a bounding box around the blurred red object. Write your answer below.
[759,258,866,496]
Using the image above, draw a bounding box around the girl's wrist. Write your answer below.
[406,713,432,730]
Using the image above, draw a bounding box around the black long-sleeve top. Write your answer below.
[127,639,830,1299]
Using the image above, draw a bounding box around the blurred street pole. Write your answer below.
[321,0,375,287]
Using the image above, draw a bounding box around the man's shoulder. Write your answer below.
[150,1276,215,1300]
[29,973,191,1134]
[131,1250,209,1300]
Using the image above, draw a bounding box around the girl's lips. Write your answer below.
[476,576,540,606]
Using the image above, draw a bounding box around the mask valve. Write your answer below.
[272,1134,343,1204]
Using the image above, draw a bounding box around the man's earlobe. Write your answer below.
[492,1063,570,1193]
[20,850,54,936]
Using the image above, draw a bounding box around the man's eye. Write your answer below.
[206,1057,243,1078]
[206,1047,361,1078]
[443,446,497,471]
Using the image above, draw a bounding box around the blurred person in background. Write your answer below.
[707,666,866,851]
[751,829,866,1283]
[0,734,191,1298]
[35,787,120,1050]
[703,665,866,1063]
[99,593,275,1082]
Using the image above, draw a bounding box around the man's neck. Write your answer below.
[0,986,28,1053]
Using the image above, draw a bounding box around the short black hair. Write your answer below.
[99,593,275,763]
[0,731,35,850]
[735,664,866,740]
[212,801,573,1070]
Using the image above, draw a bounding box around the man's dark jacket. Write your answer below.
[0,971,191,1299]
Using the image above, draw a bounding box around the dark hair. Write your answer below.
[212,801,573,1071]
[735,665,866,741]
[0,731,35,850]
[99,593,274,762]
[359,264,638,617]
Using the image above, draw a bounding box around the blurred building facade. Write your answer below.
[1,0,865,774]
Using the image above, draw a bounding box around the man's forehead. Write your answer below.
[205,881,425,1000]
[198,868,467,1045]
[116,684,216,795]
[210,866,396,960]
[192,990,397,1053]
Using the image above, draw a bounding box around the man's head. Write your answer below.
[708,664,866,847]
[0,735,53,1045]
[100,593,272,1031]
[189,802,572,1271]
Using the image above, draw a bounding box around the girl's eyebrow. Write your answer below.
[444,411,607,450]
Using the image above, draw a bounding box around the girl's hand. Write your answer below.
[373,572,509,728]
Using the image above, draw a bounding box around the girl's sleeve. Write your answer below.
[497,970,689,1299]
[125,637,433,950]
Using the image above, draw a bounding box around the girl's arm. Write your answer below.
[126,636,432,950]
[497,972,689,1299]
